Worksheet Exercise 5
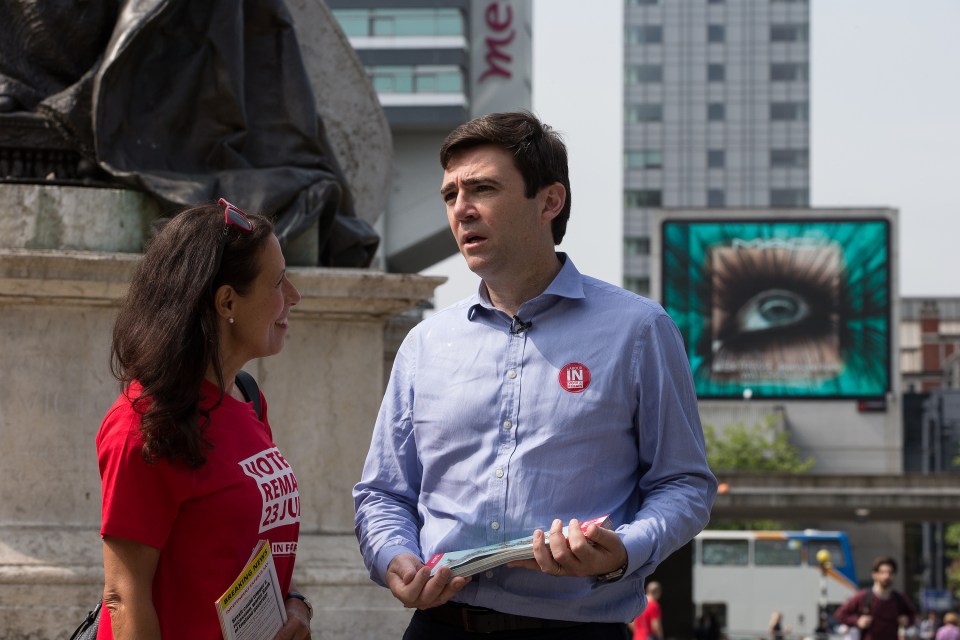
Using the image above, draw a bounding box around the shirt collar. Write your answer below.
[466,252,585,321]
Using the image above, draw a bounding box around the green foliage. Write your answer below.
[945,524,960,601]
[705,416,814,530]
[705,417,815,473]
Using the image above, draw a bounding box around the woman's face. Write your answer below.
[225,234,301,362]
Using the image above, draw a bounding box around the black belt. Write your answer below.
[421,602,587,634]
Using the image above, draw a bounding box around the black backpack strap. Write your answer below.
[235,370,262,420]
[861,589,873,615]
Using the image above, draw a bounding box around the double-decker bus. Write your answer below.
[693,530,858,639]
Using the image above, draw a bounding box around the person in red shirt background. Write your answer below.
[631,582,663,640]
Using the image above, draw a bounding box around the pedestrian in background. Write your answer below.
[934,613,959,640]
[630,582,663,640]
[835,556,917,640]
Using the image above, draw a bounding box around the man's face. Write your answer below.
[872,563,895,589]
[441,144,555,281]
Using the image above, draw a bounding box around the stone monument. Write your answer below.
[0,2,437,638]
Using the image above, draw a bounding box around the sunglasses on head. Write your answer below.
[210,198,254,292]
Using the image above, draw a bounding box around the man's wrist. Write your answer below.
[285,591,314,621]
[597,560,628,583]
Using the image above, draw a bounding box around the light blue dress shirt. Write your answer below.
[354,254,717,622]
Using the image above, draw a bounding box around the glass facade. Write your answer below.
[707,150,725,168]
[771,102,809,121]
[627,25,663,44]
[626,149,664,169]
[627,104,664,123]
[770,24,809,43]
[333,8,464,37]
[369,66,464,94]
[623,0,810,288]
[627,64,664,84]
[625,189,663,207]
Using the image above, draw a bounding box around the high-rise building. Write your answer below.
[623,0,810,295]
[327,1,532,273]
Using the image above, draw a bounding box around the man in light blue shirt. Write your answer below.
[354,111,717,639]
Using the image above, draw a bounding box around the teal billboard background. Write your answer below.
[661,219,891,398]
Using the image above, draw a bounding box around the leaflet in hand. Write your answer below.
[215,540,288,640]
[424,515,612,577]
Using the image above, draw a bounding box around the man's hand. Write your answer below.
[386,553,472,609]
[508,518,628,578]
[857,615,873,630]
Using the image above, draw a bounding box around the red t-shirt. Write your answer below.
[96,381,301,639]
[634,598,662,640]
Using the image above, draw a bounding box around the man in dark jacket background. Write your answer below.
[835,556,918,640]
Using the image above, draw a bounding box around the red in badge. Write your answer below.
[559,362,591,393]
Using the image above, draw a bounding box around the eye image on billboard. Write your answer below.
[661,218,891,399]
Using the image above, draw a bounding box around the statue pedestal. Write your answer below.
[0,188,440,639]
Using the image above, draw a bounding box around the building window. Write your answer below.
[369,66,464,94]
[770,63,808,82]
[626,64,663,84]
[708,24,725,43]
[624,237,651,256]
[628,0,660,5]
[625,189,663,207]
[708,103,725,121]
[770,188,809,207]
[707,150,725,168]
[627,25,663,44]
[627,104,663,123]
[770,102,809,121]
[707,63,725,82]
[707,189,725,207]
[770,149,809,168]
[625,149,663,169]
[333,8,464,38]
[624,277,651,296]
[770,24,809,43]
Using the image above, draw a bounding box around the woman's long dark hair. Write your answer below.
[111,202,274,468]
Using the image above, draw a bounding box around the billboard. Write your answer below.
[661,218,891,399]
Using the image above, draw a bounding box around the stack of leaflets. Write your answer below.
[425,514,612,578]
[214,540,287,640]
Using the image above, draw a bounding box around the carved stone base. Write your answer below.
[0,189,442,638]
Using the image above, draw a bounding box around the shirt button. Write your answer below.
[507,370,517,379]
[495,469,504,478]
[503,420,512,430]
[491,521,500,530]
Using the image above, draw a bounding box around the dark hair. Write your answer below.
[111,202,274,468]
[872,555,897,573]
[439,110,571,244]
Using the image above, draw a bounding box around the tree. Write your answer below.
[705,416,814,530]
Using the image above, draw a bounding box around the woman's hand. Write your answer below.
[274,596,312,639]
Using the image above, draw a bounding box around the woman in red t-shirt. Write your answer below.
[96,200,311,639]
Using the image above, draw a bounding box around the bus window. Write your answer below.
[701,539,748,566]
[755,539,802,566]
[805,540,846,568]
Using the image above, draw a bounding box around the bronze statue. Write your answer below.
[0,0,379,267]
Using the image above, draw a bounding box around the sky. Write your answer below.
[424,0,960,309]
